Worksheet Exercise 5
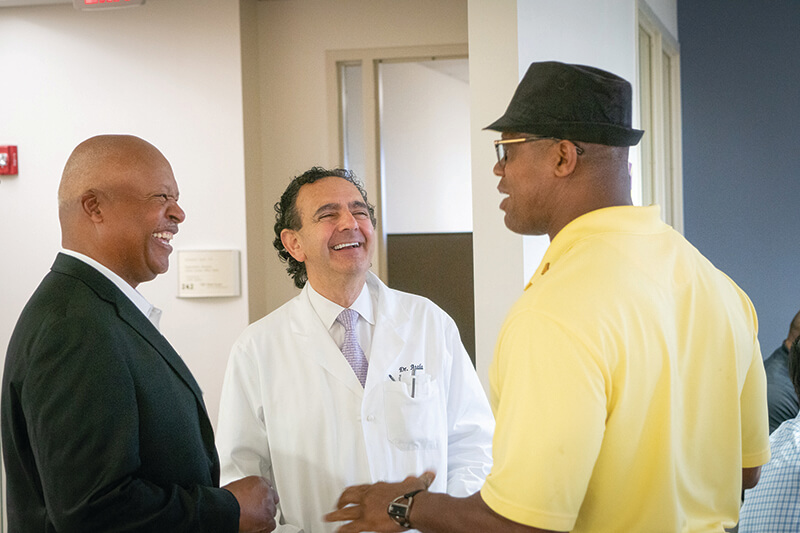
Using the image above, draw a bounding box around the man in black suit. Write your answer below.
[2,134,278,532]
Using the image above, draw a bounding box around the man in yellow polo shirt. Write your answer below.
[326,61,770,533]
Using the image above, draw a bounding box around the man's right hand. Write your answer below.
[223,475,279,533]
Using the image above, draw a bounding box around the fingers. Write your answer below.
[259,519,277,533]
[419,470,436,488]
[335,484,370,509]
[401,471,435,490]
[327,475,434,532]
[325,504,362,523]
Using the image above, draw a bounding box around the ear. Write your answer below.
[80,190,104,222]
[280,228,307,263]
[553,141,579,177]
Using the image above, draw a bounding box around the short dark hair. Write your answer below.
[787,309,800,345]
[273,167,376,289]
[789,336,800,402]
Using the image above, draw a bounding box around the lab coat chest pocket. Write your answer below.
[383,379,443,451]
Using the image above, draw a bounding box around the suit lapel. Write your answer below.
[51,254,207,409]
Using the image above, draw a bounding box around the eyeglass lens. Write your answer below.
[495,143,507,163]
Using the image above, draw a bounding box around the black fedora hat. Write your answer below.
[485,61,644,147]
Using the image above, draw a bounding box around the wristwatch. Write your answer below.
[387,488,426,529]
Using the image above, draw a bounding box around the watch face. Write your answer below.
[388,500,411,528]
[388,502,408,517]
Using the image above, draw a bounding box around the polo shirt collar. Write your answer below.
[528,205,665,288]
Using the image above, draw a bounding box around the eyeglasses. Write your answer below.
[493,136,584,164]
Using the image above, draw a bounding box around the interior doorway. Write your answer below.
[329,47,476,362]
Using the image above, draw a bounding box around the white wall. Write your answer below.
[255,0,470,313]
[467,0,524,391]
[0,0,251,429]
[380,60,472,234]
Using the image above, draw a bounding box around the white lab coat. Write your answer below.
[216,272,494,533]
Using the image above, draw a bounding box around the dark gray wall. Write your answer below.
[678,0,800,354]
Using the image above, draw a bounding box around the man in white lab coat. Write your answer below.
[216,167,494,533]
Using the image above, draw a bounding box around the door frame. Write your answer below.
[326,43,469,281]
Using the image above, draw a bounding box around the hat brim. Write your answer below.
[485,116,644,147]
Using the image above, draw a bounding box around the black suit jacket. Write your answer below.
[2,253,239,532]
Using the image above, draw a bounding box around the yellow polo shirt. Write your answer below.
[481,205,770,532]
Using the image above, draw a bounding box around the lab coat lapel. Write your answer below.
[364,273,407,394]
[290,287,365,397]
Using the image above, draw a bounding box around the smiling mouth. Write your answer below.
[333,242,361,250]
[153,231,174,245]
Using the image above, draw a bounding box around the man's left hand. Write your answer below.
[324,471,435,533]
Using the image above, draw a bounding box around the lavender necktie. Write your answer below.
[336,308,369,387]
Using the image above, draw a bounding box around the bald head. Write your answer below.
[58,135,168,212]
[57,134,185,287]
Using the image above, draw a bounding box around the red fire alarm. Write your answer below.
[0,146,18,175]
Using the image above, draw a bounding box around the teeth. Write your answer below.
[333,242,360,250]
[153,232,174,241]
